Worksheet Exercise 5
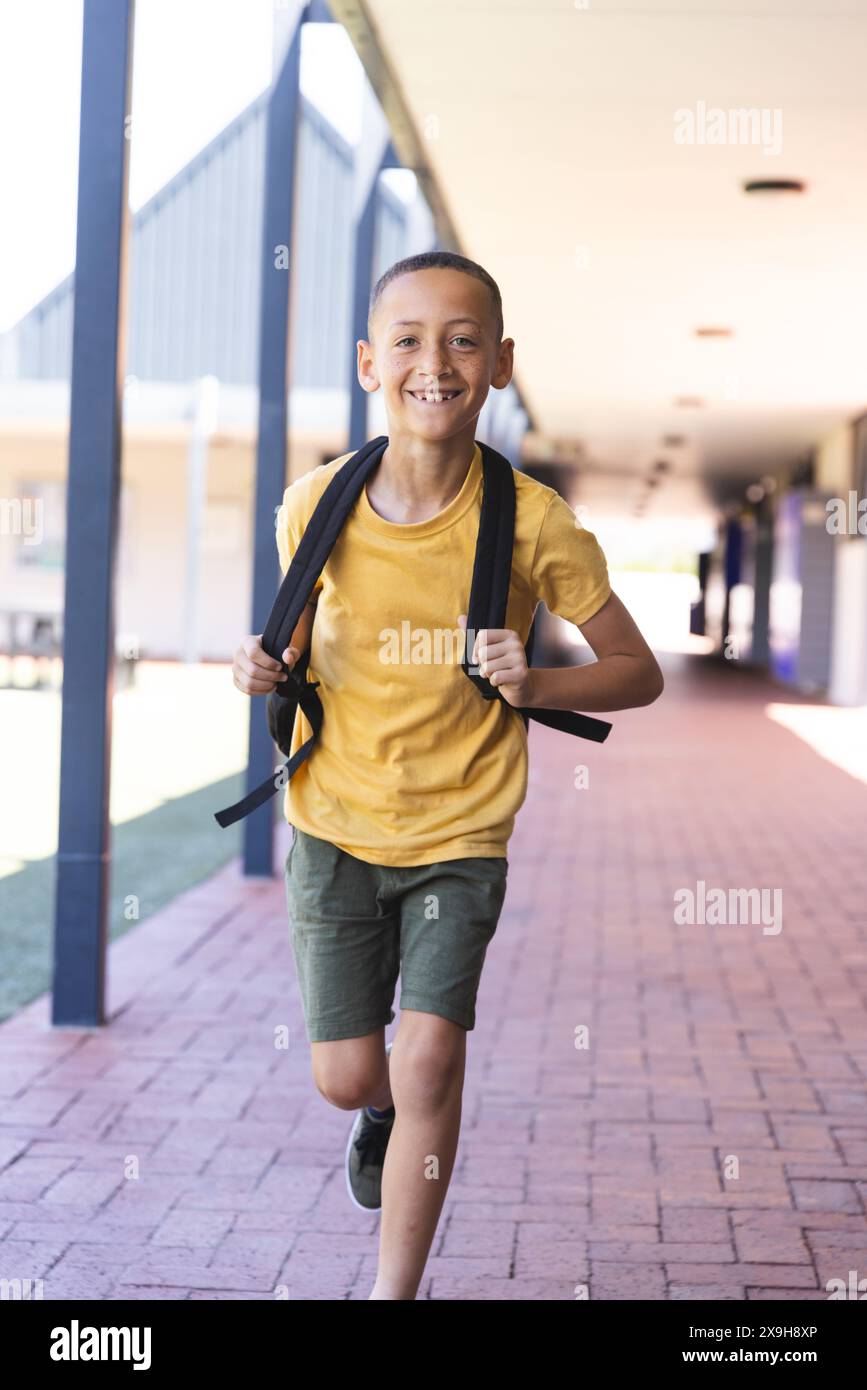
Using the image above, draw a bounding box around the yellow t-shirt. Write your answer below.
[274,442,610,866]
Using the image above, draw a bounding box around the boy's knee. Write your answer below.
[391,1029,463,1112]
[312,1063,378,1111]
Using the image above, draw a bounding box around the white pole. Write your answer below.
[829,540,867,705]
[183,374,219,664]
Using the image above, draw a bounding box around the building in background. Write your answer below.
[0,87,528,663]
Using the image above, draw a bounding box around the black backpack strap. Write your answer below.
[463,442,612,745]
[213,676,323,828]
[462,442,515,699]
[214,436,388,828]
[262,435,389,670]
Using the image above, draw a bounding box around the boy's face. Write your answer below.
[358,268,514,443]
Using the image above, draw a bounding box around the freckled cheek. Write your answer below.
[460,373,484,398]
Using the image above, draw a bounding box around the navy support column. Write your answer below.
[348,79,398,451]
[243,0,309,878]
[52,0,136,1026]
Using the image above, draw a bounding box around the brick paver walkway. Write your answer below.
[2,655,866,1300]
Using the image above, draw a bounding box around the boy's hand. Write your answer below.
[232,634,300,695]
[457,614,533,708]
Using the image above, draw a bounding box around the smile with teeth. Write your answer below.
[408,386,463,404]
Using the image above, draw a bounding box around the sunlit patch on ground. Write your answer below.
[765,702,867,786]
[0,660,249,866]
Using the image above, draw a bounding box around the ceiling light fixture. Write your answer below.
[742,178,806,195]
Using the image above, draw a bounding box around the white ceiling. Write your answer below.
[359,0,867,518]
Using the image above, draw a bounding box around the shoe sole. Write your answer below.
[344,1039,393,1214]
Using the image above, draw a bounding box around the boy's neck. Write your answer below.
[368,425,478,525]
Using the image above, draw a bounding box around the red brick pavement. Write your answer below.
[2,655,866,1300]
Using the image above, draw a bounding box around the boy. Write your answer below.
[231,251,663,1300]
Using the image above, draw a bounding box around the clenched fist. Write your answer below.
[232,634,300,696]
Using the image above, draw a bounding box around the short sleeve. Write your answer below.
[275,484,323,593]
[531,492,611,627]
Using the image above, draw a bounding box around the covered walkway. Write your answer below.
[1,654,864,1300]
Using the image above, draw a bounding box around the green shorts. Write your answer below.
[283,827,509,1042]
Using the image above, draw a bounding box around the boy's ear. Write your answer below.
[491,336,515,390]
[356,338,381,393]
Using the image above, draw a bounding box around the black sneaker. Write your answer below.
[344,1042,394,1212]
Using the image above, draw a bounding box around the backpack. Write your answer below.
[214,435,612,829]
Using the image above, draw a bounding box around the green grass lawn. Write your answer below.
[0,772,246,1021]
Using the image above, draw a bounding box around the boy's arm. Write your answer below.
[525,592,664,712]
[286,593,318,661]
[511,490,663,713]
[468,593,663,714]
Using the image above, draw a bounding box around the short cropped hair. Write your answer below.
[368,251,504,344]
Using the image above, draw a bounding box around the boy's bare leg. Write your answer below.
[310,1030,392,1111]
[368,1045,394,1112]
[369,1010,466,1301]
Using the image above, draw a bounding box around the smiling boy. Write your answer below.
[231,251,663,1300]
